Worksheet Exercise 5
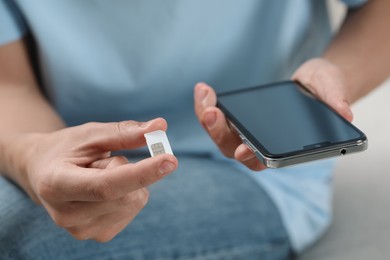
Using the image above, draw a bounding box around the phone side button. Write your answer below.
[243,139,257,153]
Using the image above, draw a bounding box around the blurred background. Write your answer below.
[299,1,390,259]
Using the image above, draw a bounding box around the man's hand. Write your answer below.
[194,58,353,171]
[13,118,178,242]
[292,58,353,122]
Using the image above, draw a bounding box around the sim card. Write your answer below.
[144,130,173,157]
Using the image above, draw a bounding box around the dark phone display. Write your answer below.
[217,81,364,157]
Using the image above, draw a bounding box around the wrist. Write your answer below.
[1,133,45,203]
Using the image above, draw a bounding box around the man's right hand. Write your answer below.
[10,118,177,242]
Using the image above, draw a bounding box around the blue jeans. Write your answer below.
[0,155,292,259]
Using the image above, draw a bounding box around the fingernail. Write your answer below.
[346,107,354,122]
[343,101,354,122]
[196,87,208,102]
[159,161,175,175]
[204,111,217,129]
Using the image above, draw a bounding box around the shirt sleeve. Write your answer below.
[0,0,27,45]
[341,0,368,9]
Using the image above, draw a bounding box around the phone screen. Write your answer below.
[217,81,366,157]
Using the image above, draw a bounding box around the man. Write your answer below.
[0,0,388,259]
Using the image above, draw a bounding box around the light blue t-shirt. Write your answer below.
[0,0,366,252]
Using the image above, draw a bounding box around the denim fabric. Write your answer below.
[0,156,291,260]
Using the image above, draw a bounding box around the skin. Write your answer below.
[1,0,389,242]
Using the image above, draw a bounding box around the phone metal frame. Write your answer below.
[217,81,368,168]
[229,122,367,168]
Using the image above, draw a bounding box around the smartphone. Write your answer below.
[217,81,367,168]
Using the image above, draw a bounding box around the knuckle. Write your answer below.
[51,211,73,228]
[114,155,128,164]
[137,174,151,188]
[115,121,131,136]
[82,121,98,128]
[140,189,150,205]
[107,156,129,168]
[50,203,80,228]
[35,177,57,199]
[81,122,102,136]
[94,233,116,243]
[117,193,133,206]
[51,212,65,227]
[118,189,148,207]
[90,179,118,201]
[68,227,91,241]
[113,121,131,148]
[35,181,52,199]
[72,233,89,241]
[132,189,149,211]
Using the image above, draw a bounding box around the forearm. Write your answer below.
[0,86,64,134]
[0,40,64,186]
[0,86,64,174]
[323,0,390,103]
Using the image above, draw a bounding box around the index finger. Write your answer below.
[77,118,168,152]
